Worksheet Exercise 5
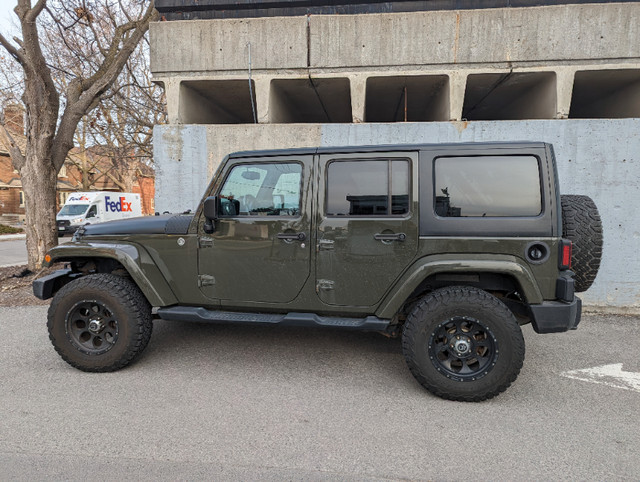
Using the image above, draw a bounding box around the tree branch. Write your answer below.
[0,122,26,170]
[0,32,25,65]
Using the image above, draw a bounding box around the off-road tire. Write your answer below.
[402,286,525,402]
[47,274,153,372]
[561,194,603,292]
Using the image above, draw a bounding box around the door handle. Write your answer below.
[318,239,335,250]
[277,232,306,241]
[374,233,406,242]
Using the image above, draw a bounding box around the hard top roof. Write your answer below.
[228,141,549,159]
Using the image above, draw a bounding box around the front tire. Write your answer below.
[47,274,153,372]
[402,286,525,402]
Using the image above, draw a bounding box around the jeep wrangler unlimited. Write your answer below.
[34,142,602,401]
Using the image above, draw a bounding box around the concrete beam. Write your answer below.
[151,4,640,76]
[150,17,308,75]
[309,4,640,69]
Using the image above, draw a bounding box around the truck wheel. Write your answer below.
[47,274,153,372]
[402,286,525,402]
[561,194,603,292]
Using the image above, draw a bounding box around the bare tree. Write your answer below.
[0,0,157,270]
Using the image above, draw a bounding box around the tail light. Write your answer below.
[559,239,572,270]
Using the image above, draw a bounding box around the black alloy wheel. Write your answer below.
[428,316,498,382]
[65,300,120,356]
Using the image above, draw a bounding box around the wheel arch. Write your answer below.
[44,242,178,307]
[376,255,543,320]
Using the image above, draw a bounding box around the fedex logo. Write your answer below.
[68,195,90,202]
[105,196,132,212]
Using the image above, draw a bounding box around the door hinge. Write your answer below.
[198,274,216,287]
[316,279,335,291]
[199,237,214,248]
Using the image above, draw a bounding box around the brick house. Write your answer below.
[0,105,155,219]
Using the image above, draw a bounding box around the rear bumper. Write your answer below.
[529,296,582,334]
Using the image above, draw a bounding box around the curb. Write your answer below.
[0,234,26,241]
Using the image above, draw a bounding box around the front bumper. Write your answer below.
[32,268,76,300]
[57,225,79,236]
[529,296,582,334]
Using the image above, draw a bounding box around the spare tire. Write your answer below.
[561,194,603,292]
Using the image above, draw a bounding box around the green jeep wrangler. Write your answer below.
[34,142,602,401]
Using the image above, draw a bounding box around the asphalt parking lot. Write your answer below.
[0,306,638,480]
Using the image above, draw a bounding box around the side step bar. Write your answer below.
[156,306,390,331]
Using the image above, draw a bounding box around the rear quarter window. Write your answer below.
[434,155,542,217]
[419,148,554,238]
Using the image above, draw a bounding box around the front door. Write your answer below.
[198,155,312,304]
[316,152,419,307]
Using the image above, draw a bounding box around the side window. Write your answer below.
[218,162,302,216]
[86,205,98,218]
[326,159,410,216]
[434,155,542,217]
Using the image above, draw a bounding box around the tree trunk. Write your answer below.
[20,154,58,271]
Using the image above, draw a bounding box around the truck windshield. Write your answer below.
[58,204,89,216]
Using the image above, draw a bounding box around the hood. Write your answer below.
[78,214,194,236]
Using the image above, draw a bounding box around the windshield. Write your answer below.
[58,204,89,216]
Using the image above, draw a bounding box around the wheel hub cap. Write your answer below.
[453,337,471,356]
[88,318,105,334]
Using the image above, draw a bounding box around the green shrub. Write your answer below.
[0,224,23,234]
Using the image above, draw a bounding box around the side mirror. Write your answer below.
[203,196,218,233]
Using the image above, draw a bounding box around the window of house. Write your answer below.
[434,155,542,217]
[19,191,24,207]
[218,162,302,216]
[326,159,410,216]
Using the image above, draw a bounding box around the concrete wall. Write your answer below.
[153,118,640,311]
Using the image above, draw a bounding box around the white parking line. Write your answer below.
[561,363,640,393]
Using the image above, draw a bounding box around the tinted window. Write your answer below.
[326,159,410,216]
[219,163,302,216]
[434,156,541,217]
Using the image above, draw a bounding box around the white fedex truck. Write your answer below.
[56,192,142,236]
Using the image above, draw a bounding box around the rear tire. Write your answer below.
[47,274,153,372]
[561,194,603,292]
[402,286,525,402]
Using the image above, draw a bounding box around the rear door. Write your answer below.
[198,154,313,304]
[316,152,419,307]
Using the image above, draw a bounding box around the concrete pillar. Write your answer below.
[161,78,182,124]
[555,68,576,119]
[449,71,467,121]
[349,74,368,123]
[253,77,271,123]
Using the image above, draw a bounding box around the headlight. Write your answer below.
[71,217,84,224]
